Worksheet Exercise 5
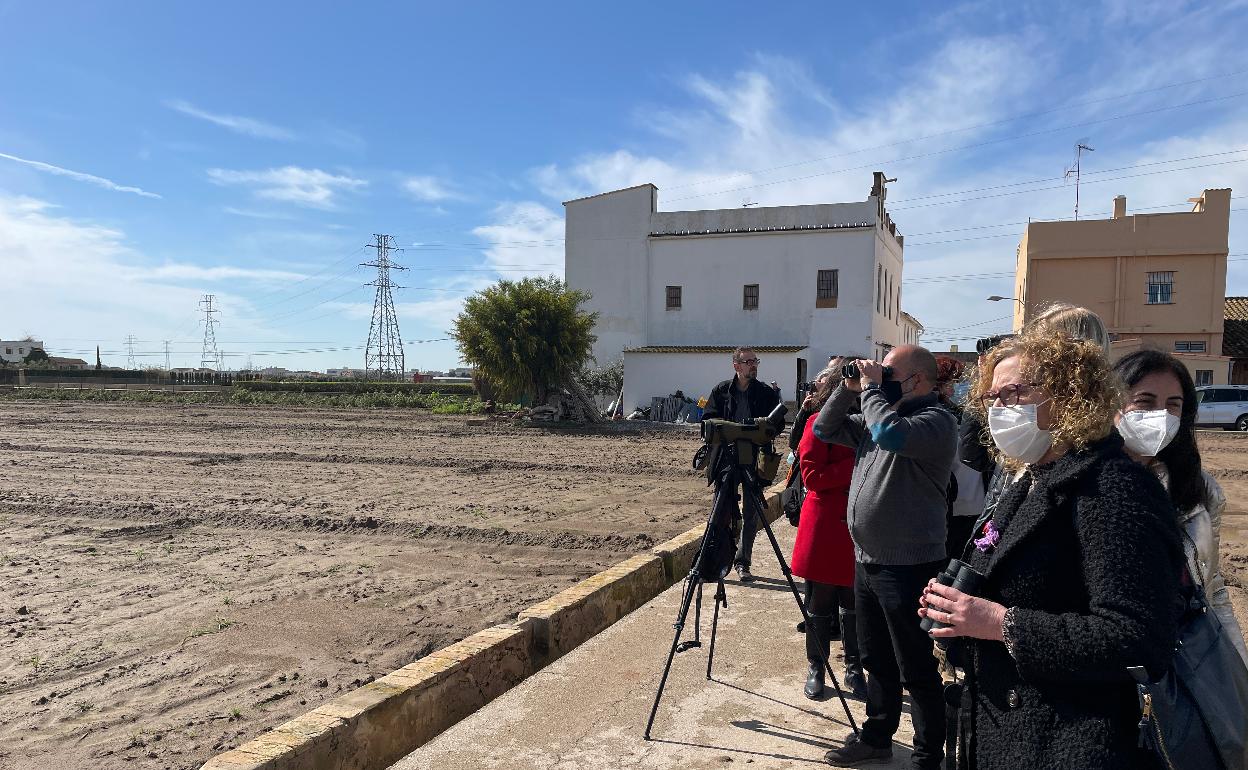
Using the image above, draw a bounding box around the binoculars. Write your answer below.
[841,363,893,381]
[920,558,987,635]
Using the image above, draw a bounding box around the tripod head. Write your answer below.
[699,402,788,445]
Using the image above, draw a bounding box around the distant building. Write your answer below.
[46,357,89,370]
[565,174,920,410]
[325,367,368,379]
[1,339,44,364]
[447,367,474,378]
[1223,297,1248,384]
[1014,188,1232,385]
[899,311,923,347]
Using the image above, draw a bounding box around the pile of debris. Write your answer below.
[523,380,606,424]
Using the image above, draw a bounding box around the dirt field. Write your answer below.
[1,403,1246,770]
[0,402,709,770]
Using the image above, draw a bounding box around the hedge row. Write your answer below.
[0,387,485,411]
[233,380,474,396]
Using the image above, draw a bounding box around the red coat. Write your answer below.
[790,427,856,587]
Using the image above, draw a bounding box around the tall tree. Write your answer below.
[95,346,102,371]
[451,277,597,404]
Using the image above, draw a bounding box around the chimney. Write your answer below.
[1113,195,1127,219]
[949,344,959,354]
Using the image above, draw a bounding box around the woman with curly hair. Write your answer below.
[918,330,1184,770]
[1113,349,1248,666]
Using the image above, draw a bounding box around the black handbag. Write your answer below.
[1130,577,1248,770]
[780,462,805,527]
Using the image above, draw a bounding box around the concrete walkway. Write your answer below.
[391,526,918,769]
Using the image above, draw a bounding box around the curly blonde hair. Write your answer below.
[1026,302,1111,355]
[968,327,1122,458]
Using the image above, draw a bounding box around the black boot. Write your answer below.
[840,608,868,700]
[804,613,834,699]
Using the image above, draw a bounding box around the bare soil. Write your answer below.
[1,404,1245,770]
[0,403,708,770]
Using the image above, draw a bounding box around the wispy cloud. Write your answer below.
[472,201,565,277]
[223,206,298,221]
[166,99,295,141]
[0,151,161,198]
[207,166,367,209]
[401,175,466,202]
[146,264,307,282]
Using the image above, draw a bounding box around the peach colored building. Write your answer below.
[1013,188,1232,385]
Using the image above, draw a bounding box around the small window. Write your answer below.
[816,269,839,308]
[1175,341,1207,353]
[4,348,10,355]
[1195,370,1213,387]
[665,285,681,310]
[743,284,759,310]
[876,266,882,313]
[1147,271,1174,304]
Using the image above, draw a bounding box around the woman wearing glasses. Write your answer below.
[1113,349,1248,666]
[919,329,1183,769]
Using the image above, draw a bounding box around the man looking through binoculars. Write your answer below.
[700,346,781,582]
[812,345,957,769]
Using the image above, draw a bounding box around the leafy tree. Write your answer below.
[22,347,49,365]
[451,276,597,404]
[578,358,623,398]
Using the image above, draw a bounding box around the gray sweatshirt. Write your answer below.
[812,384,957,565]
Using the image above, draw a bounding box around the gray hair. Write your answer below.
[1027,302,1111,356]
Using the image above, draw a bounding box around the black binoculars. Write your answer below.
[841,363,893,381]
[921,558,987,636]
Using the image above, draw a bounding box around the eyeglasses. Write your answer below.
[980,383,1044,409]
[735,358,761,366]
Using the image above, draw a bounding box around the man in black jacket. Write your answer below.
[701,346,780,582]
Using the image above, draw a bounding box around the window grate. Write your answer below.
[817,269,839,308]
[743,284,759,310]
[665,285,681,310]
[1146,271,1175,304]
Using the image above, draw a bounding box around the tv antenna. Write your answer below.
[1064,141,1095,220]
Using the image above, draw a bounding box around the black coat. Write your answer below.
[959,434,1183,770]
[701,376,780,424]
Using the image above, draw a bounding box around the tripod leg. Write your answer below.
[744,475,861,737]
[644,477,729,740]
[706,579,727,680]
[676,580,704,653]
[643,571,704,740]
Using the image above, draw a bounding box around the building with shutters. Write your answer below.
[564,174,918,412]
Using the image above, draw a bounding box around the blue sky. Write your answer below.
[3,0,1248,371]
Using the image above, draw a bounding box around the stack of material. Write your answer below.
[650,396,695,423]
[525,382,607,424]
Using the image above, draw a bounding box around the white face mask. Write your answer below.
[1118,409,1181,457]
[989,404,1054,464]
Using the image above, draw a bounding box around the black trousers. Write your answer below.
[734,490,759,569]
[855,560,946,769]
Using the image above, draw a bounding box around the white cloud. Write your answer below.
[0,151,161,198]
[471,201,565,277]
[207,166,367,209]
[146,264,307,282]
[166,99,295,141]
[401,175,465,202]
[223,206,298,221]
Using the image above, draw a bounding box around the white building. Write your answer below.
[564,174,917,412]
[1,339,44,364]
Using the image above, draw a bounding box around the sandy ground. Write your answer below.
[0,403,709,770]
[1,403,1245,770]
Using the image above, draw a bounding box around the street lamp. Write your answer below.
[987,295,1024,306]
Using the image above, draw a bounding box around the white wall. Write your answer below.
[622,350,803,415]
[0,339,44,363]
[564,185,655,366]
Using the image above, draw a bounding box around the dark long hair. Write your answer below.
[1112,350,1205,512]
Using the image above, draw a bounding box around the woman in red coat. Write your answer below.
[791,363,864,700]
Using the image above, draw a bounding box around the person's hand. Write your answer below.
[918,579,1007,641]
[856,359,884,390]
[802,393,819,410]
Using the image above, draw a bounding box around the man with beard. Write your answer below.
[701,346,781,582]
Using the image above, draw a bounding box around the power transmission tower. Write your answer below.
[125,335,138,369]
[199,295,221,370]
[1064,141,1095,220]
[163,340,171,371]
[362,234,407,380]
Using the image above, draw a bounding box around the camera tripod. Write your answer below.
[642,445,860,741]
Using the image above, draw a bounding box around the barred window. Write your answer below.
[665,285,681,310]
[1175,340,1206,353]
[743,284,759,310]
[1147,271,1174,304]
[816,269,839,308]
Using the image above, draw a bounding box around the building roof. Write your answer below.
[562,183,658,206]
[624,345,808,354]
[1224,297,1248,358]
[899,310,924,331]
